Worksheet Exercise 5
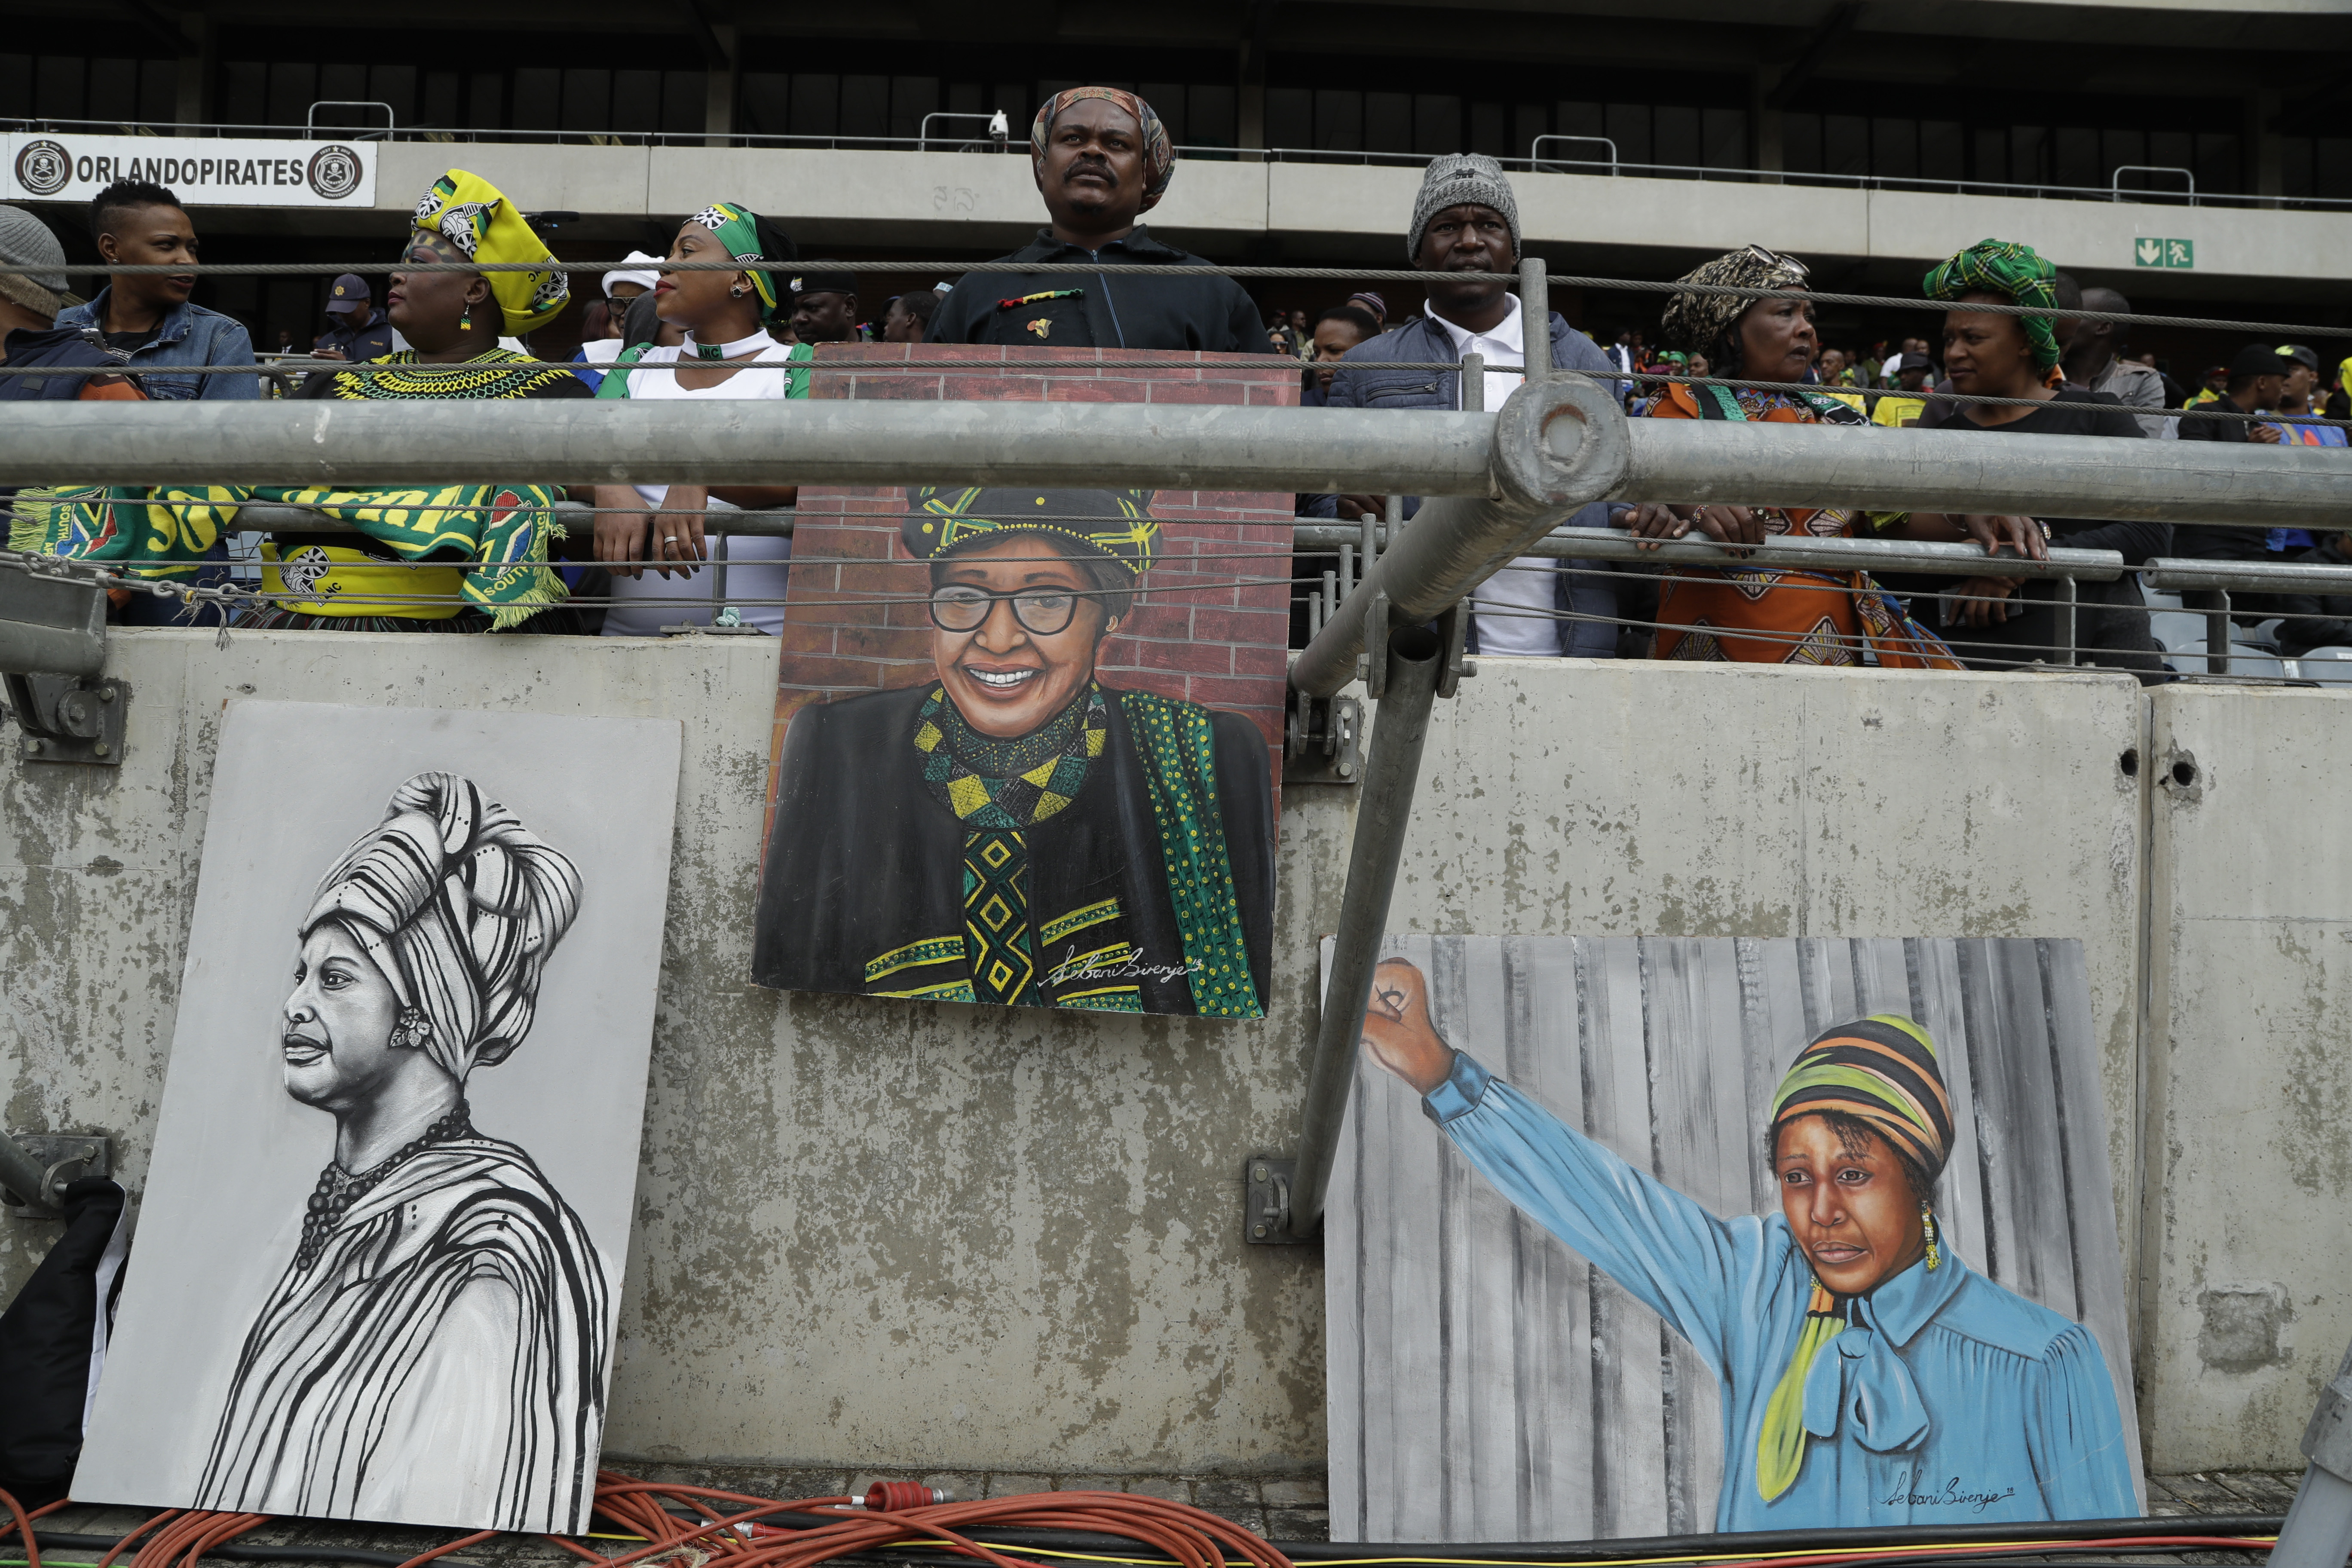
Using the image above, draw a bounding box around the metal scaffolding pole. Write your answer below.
[1272,625,1444,1242]
[0,1128,57,1213]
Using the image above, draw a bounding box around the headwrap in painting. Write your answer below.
[687,200,796,322]
[1755,1014,1954,1502]
[1029,88,1175,212]
[411,169,570,336]
[901,486,1159,578]
[1923,238,2063,371]
[303,772,582,1084]
[1659,243,1810,368]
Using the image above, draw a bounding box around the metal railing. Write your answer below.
[1528,134,1620,177]
[305,101,396,141]
[916,110,1009,153]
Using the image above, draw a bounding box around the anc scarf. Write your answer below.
[688,202,782,321]
[410,169,568,337]
[13,482,566,628]
[1923,239,2062,371]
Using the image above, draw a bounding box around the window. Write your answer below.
[660,70,701,135]
[839,74,888,137]
[1605,102,1650,165]
[1191,85,1235,146]
[1822,113,1866,175]
[561,69,611,132]
[1654,104,1699,169]
[1783,111,1823,173]
[421,71,461,128]
[1412,94,1458,155]
[89,58,139,122]
[1141,82,1187,142]
[1972,127,2005,184]
[889,76,938,140]
[1702,107,1746,169]
[1921,119,1963,182]
[1316,89,1363,150]
[467,71,503,129]
[511,67,558,131]
[613,70,662,133]
[1470,101,1506,157]
[1266,86,1311,149]
[789,75,838,136]
[741,73,787,136]
[1365,91,1411,153]
[34,55,84,120]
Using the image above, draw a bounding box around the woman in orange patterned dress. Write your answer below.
[1616,246,1960,669]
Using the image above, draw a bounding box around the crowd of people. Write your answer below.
[0,81,2343,674]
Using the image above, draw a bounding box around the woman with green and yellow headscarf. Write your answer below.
[1358,964,2137,1529]
[1904,238,2168,678]
[15,169,582,632]
[591,199,808,637]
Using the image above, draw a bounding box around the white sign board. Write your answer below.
[4,132,376,207]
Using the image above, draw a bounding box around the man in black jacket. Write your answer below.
[928,88,1268,354]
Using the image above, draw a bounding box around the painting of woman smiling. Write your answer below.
[752,487,1274,1016]
[1359,956,2137,1530]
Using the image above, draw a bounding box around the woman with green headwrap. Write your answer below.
[592,201,807,637]
[1905,238,2168,678]
[1360,956,2136,1530]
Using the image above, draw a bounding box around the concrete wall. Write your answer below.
[0,635,2335,1478]
[354,140,2352,285]
[2139,684,2352,1473]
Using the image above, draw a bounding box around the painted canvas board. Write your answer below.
[750,346,1294,1018]
[73,701,682,1535]
[1325,935,2144,1541]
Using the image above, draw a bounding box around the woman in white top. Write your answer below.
[592,204,808,637]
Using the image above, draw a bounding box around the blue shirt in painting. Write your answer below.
[1424,1052,2138,1531]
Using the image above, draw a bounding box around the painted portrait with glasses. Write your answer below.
[753,486,1281,1017]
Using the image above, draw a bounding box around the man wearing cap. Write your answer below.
[753,486,1274,1017]
[1317,153,1626,659]
[309,273,394,364]
[789,267,863,344]
[2271,344,2343,441]
[928,88,1267,352]
[2174,345,2294,586]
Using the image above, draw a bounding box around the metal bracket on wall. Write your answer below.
[1434,602,1475,699]
[1243,1155,1306,1244]
[5,673,128,765]
[1283,688,1361,784]
[2,1133,111,1219]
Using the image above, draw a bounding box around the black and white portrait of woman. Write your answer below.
[190,772,610,1533]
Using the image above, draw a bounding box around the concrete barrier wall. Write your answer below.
[2139,684,2352,1473]
[0,633,2327,1479]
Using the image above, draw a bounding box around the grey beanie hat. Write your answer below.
[1407,153,1521,261]
[0,205,72,315]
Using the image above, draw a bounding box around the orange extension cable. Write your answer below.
[0,1473,2288,1568]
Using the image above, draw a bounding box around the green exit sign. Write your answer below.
[2135,237,2195,269]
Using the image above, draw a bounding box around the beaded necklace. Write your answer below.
[295,1100,475,1271]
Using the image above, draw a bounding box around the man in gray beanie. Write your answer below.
[1316,154,1626,659]
[0,205,75,348]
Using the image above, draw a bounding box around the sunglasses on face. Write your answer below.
[929,584,1085,636]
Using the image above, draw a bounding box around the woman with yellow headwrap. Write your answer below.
[1359,957,2136,1530]
[13,169,582,632]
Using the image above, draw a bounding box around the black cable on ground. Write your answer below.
[32,1534,492,1568]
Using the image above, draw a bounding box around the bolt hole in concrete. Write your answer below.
[2172,760,2197,787]
[2120,747,2139,777]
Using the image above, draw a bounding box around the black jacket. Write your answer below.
[752,681,1275,1016]
[928,227,1272,354]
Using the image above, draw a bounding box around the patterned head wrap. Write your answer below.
[1029,89,1175,214]
[1770,1014,1953,1185]
[302,773,582,1085]
[1755,1014,1953,1504]
[686,201,795,322]
[410,170,569,337]
[1659,244,1810,365]
[903,487,1159,577]
[1923,238,2062,371]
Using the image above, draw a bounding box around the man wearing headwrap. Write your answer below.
[197,774,609,1534]
[753,487,1274,1017]
[927,88,1268,353]
[1359,957,2136,1530]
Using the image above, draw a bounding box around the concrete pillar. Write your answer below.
[704,26,739,147]
[1239,83,1265,150]
[1751,67,1784,182]
[2251,89,2282,206]
[173,11,214,127]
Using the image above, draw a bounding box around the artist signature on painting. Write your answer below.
[1046,947,1204,986]
[1880,1476,2018,1513]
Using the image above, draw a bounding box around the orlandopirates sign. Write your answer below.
[5,132,376,208]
